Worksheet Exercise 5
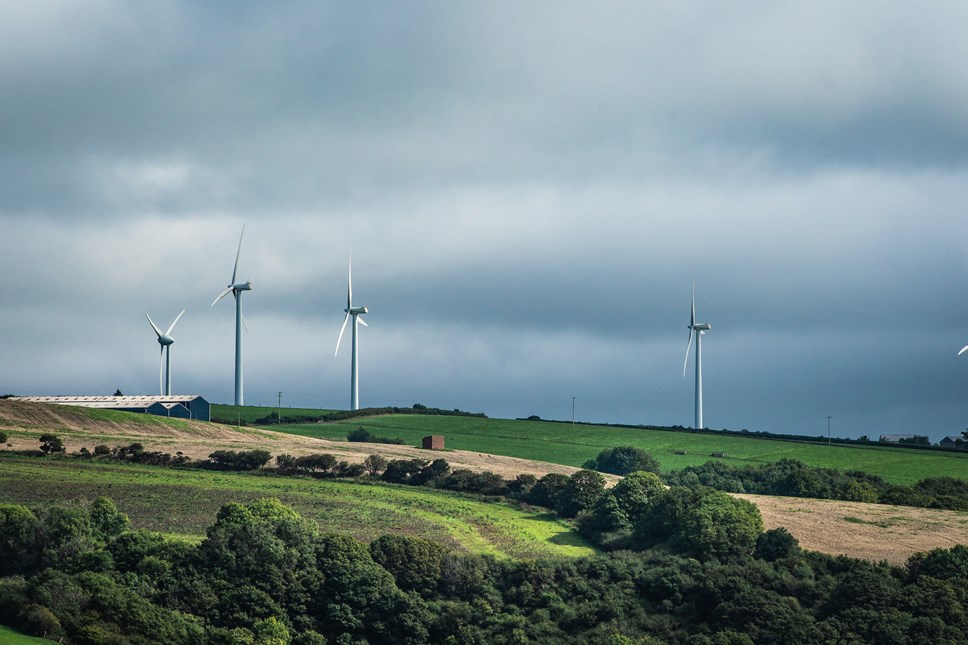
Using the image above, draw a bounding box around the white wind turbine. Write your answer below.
[146,309,185,396]
[335,256,368,411]
[682,282,712,430]
[211,225,252,406]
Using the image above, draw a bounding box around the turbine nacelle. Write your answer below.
[234,281,252,292]
[157,335,175,346]
[346,305,368,315]
[693,322,711,332]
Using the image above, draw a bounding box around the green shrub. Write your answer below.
[583,446,660,475]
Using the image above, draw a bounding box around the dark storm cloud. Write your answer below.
[2,1,968,440]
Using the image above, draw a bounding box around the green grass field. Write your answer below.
[264,414,968,486]
[211,403,338,424]
[0,624,57,644]
[0,454,593,560]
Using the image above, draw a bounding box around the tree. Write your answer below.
[582,446,660,476]
[673,491,764,561]
[527,473,570,509]
[0,504,40,575]
[0,431,7,444]
[39,433,65,454]
[754,527,800,561]
[556,470,606,518]
[611,471,664,519]
[114,388,123,396]
[363,454,388,476]
[369,534,446,596]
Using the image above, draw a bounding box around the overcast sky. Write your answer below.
[3,1,968,441]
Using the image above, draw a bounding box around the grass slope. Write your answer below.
[0,624,57,644]
[0,454,594,560]
[270,415,968,486]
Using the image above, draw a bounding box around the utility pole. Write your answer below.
[277,392,283,424]
[827,416,832,446]
[571,397,576,427]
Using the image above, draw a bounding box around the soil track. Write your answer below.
[3,399,966,564]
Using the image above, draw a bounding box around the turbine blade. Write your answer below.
[231,223,245,286]
[165,309,186,336]
[358,316,368,327]
[241,312,249,334]
[682,329,694,377]
[211,287,233,307]
[146,313,163,338]
[335,312,350,356]
[159,346,165,395]
[959,345,968,356]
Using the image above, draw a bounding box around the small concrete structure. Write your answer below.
[422,435,445,450]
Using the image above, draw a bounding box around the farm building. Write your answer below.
[878,434,915,443]
[11,395,211,422]
[940,436,964,450]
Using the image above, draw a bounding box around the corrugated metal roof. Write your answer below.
[12,395,204,409]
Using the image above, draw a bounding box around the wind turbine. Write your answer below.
[211,224,252,406]
[682,282,711,429]
[334,256,368,410]
[146,309,185,396]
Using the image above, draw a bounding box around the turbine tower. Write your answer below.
[212,225,252,406]
[682,282,711,429]
[335,256,368,410]
[146,309,185,396]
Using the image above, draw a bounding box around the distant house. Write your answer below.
[878,434,915,443]
[940,436,963,450]
[12,395,210,422]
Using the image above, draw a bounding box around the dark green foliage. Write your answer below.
[526,473,570,509]
[347,427,406,444]
[1,493,967,644]
[363,453,389,475]
[370,534,446,596]
[583,446,660,475]
[754,527,800,561]
[674,491,764,561]
[556,469,606,518]
[93,444,111,456]
[207,449,272,470]
[0,431,7,444]
[38,433,65,454]
[294,453,338,473]
[381,458,428,484]
[633,486,708,549]
[666,458,968,511]
[0,505,40,575]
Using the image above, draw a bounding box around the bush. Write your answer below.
[39,433,65,454]
[674,491,764,561]
[754,528,800,561]
[363,454,388,476]
[556,470,606,518]
[347,427,405,445]
[0,431,7,444]
[583,446,660,476]
[207,450,272,471]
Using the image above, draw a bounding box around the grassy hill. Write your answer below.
[0,453,594,560]
[263,414,968,486]
[0,625,58,644]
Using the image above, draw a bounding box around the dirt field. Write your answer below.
[3,399,966,564]
[737,493,968,565]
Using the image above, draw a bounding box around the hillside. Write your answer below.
[2,399,967,564]
[0,399,586,480]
